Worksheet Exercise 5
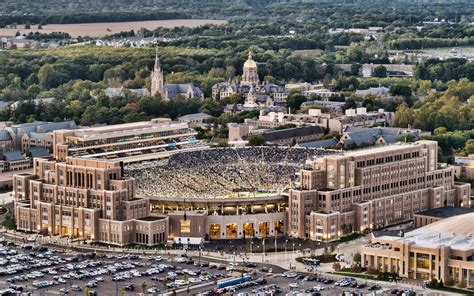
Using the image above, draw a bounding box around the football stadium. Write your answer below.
[125,147,341,240]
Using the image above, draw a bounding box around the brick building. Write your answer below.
[288,140,471,241]
[14,157,168,246]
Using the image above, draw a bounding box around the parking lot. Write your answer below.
[192,270,420,296]
[0,236,442,296]
[0,240,245,296]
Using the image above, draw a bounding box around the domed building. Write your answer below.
[211,51,288,112]
[241,51,260,86]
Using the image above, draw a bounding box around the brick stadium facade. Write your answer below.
[14,157,168,246]
[288,140,471,241]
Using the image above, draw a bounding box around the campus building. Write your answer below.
[150,51,203,100]
[361,213,474,287]
[288,140,471,242]
[52,118,206,163]
[13,157,168,246]
[212,52,288,102]
[13,139,471,246]
[243,108,394,135]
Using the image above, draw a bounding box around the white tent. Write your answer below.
[172,237,203,246]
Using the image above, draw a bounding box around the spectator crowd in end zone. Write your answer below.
[124,147,341,200]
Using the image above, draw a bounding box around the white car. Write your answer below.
[175,257,187,263]
[188,277,201,284]
[314,285,325,291]
[175,280,188,286]
[283,271,297,278]
[155,256,163,261]
[289,282,299,289]
[95,277,104,282]
[148,287,160,293]
[71,285,81,291]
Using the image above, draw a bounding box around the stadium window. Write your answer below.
[180,220,191,233]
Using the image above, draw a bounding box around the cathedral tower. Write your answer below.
[151,48,165,98]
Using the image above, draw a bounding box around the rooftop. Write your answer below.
[261,126,324,142]
[69,119,188,140]
[375,213,474,251]
[340,141,429,158]
[177,113,212,120]
[136,216,166,221]
[3,150,25,162]
[297,138,338,149]
[416,206,474,219]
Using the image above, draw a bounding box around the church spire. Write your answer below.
[154,47,161,71]
[151,47,165,98]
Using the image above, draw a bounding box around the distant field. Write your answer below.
[422,46,474,54]
[291,49,323,57]
[0,19,227,38]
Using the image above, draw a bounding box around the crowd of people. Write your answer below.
[125,147,340,200]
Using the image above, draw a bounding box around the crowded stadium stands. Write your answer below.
[125,147,341,199]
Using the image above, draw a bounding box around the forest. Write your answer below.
[0,1,473,157]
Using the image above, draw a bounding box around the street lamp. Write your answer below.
[291,243,295,270]
[198,247,202,265]
[274,236,277,261]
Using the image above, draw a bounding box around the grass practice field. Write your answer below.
[0,19,227,38]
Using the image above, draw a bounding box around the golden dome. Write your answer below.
[243,51,257,68]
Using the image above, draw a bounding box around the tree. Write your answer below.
[415,64,430,80]
[464,139,474,155]
[433,127,447,135]
[347,43,363,62]
[457,281,467,289]
[38,64,60,89]
[394,103,415,128]
[286,90,307,111]
[444,278,455,286]
[332,262,341,271]
[353,252,361,264]
[140,281,147,293]
[372,65,387,78]
[247,134,265,146]
[350,63,361,76]
[389,84,412,98]
[2,214,16,230]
